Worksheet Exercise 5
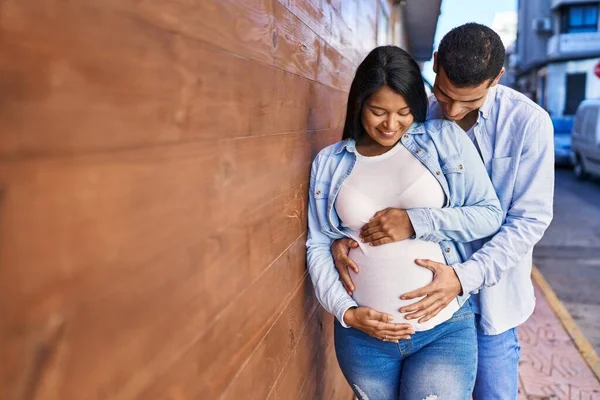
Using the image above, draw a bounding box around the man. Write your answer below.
[332,23,554,399]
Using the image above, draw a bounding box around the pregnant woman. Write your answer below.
[306,46,502,399]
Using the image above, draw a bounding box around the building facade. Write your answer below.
[512,0,600,116]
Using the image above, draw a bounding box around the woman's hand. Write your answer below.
[360,208,415,246]
[343,307,415,343]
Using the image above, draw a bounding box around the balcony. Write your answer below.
[547,31,600,58]
[551,0,598,10]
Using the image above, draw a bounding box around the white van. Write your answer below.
[571,99,600,180]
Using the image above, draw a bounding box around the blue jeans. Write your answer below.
[473,315,521,400]
[334,303,477,400]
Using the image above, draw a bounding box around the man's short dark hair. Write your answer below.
[342,46,427,141]
[437,23,505,88]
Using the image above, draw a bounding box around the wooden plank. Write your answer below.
[267,307,349,400]
[0,0,317,158]
[276,0,331,45]
[220,277,320,400]
[0,186,309,399]
[117,0,276,66]
[272,1,321,82]
[308,84,347,132]
[0,131,312,398]
[0,131,311,300]
[310,128,344,159]
[127,0,322,83]
[130,237,308,400]
[317,42,356,92]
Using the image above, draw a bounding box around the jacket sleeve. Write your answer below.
[306,155,358,327]
[451,112,554,294]
[406,123,503,243]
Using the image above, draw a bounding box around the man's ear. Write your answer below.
[490,67,505,87]
[433,51,438,74]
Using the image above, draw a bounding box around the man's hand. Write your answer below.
[331,238,360,295]
[360,208,415,246]
[399,259,463,323]
[343,306,415,343]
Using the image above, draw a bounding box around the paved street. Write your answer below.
[533,168,600,354]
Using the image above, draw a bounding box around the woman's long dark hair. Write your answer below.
[342,46,428,141]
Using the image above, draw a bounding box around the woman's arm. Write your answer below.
[306,155,359,327]
[405,124,503,243]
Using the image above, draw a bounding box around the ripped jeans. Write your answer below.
[334,302,477,400]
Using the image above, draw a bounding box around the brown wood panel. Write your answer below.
[276,0,331,45]
[117,0,276,66]
[272,1,322,82]
[310,128,344,159]
[0,0,318,158]
[0,186,308,399]
[0,131,312,398]
[308,84,347,132]
[318,42,356,92]
[0,131,311,302]
[220,277,320,399]
[131,237,308,400]
[127,0,324,84]
[267,308,351,400]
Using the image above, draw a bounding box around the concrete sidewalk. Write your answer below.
[518,267,600,399]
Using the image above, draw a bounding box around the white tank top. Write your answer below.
[335,143,460,331]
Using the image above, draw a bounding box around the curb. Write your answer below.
[531,265,600,382]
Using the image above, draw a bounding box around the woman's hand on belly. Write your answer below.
[360,208,415,246]
[343,306,415,343]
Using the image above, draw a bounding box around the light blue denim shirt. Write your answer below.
[306,119,503,328]
[426,85,555,334]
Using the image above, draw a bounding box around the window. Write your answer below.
[561,4,599,33]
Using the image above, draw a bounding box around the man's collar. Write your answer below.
[479,85,497,120]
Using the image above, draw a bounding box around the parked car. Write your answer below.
[551,116,574,166]
[571,99,600,180]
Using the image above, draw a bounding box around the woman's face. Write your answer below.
[360,85,415,149]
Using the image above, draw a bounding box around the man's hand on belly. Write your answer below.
[398,259,463,323]
[360,208,415,246]
[332,238,360,295]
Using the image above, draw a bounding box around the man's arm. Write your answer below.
[452,112,554,294]
[405,122,503,244]
[400,111,554,322]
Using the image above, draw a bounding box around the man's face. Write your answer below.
[432,52,503,122]
[432,66,491,122]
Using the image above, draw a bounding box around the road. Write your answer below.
[533,168,600,354]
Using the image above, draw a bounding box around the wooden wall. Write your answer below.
[0,0,397,398]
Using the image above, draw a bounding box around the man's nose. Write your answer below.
[446,102,462,117]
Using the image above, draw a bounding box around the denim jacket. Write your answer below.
[306,119,503,327]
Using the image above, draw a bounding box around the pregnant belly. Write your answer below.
[349,239,459,331]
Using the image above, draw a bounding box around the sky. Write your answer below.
[422,0,518,83]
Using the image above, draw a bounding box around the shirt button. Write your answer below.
[445,247,451,253]
[403,134,409,139]
[436,171,441,175]
[416,149,422,154]
[459,164,464,169]
[316,190,321,195]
